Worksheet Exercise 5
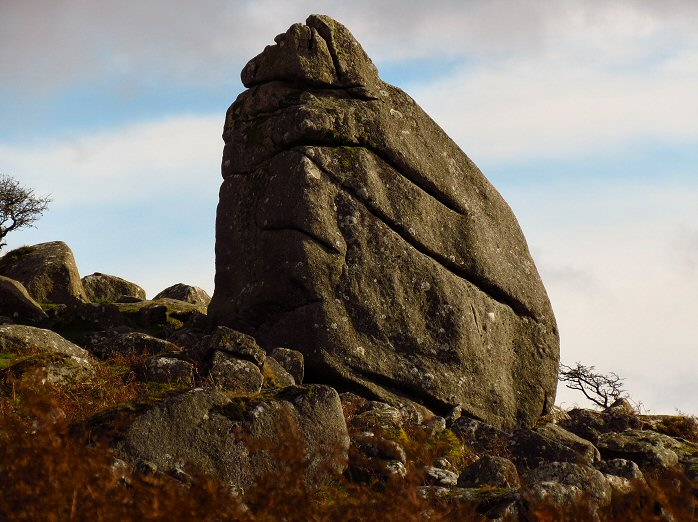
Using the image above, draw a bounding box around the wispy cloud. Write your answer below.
[0,116,222,205]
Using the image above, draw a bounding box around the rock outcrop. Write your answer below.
[209,15,559,429]
[0,242,88,304]
[82,272,146,302]
[154,283,211,306]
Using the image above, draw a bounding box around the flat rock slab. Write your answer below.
[209,15,559,429]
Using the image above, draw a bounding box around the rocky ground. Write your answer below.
[1,242,697,521]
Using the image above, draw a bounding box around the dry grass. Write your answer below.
[1,356,697,521]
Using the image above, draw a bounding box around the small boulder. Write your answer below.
[457,455,520,489]
[208,351,264,393]
[597,458,645,495]
[524,462,612,507]
[206,326,265,367]
[139,356,194,385]
[0,324,93,383]
[154,283,211,306]
[81,272,146,302]
[533,422,601,464]
[424,466,459,487]
[450,417,508,454]
[0,242,88,304]
[270,347,304,384]
[0,275,48,323]
[596,430,681,471]
[604,397,636,415]
[507,428,581,469]
[261,356,295,388]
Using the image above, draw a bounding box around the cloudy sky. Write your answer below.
[2,0,697,414]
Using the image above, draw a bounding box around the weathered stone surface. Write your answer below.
[533,422,601,464]
[524,462,612,507]
[209,15,558,430]
[450,417,508,454]
[270,347,304,384]
[424,466,459,487]
[208,351,264,393]
[558,407,642,445]
[207,326,265,367]
[154,283,211,306]
[596,430,682,471]
[139,356,194,384]
[261,356,295,388]
[508,428,581,470]
[0,242,88,304]
[458,455,520,489]
[598,458,644,480]
[0,275,48,323]
[91,332,179,358]
[116,385,349,489]
[0,324,93,383]
[82,272,146,302]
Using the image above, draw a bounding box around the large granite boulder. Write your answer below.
[0,242,88,304]
[0,275,48,323]
[208,15,559,429]
[81,272,146,302]
[113,385,349,489]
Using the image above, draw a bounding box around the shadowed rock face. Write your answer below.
[209,14,559,429]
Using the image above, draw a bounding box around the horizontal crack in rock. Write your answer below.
[260,224,341,255]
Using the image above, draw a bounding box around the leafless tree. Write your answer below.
[559,362,628,409]
[0,175,51,251]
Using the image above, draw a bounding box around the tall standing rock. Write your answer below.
[209,15,559,429]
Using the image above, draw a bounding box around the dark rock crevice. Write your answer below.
[259,225,341,255]
[233,138,466,216]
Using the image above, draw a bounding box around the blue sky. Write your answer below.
[2,0,697,414]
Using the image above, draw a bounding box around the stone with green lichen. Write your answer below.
[0,324,94,383]
[102,384,349,490]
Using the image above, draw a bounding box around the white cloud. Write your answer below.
[0,115,222,205]
[510,181,698,414]
[3,1,698,94]
[409,45,698,162]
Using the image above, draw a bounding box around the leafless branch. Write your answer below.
[0,174,51,250]
[559,361,628,409]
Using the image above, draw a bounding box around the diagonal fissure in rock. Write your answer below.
[233,138,465,216]
[300,150,537,320]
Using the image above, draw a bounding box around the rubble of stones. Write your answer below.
[1,240,697,520]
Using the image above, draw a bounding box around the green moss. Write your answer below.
[142,381,190,400]
[0,245,35,267]
[0,352,16,370]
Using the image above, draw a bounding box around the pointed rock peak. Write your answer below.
[241,14,379,89]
